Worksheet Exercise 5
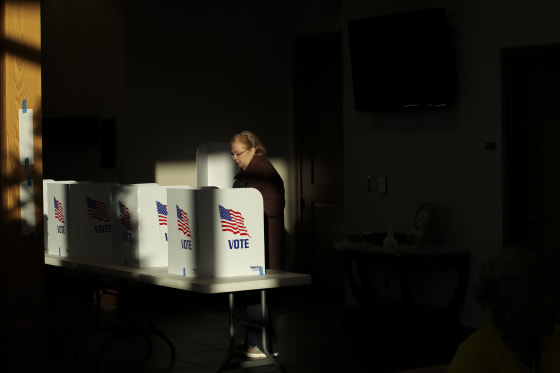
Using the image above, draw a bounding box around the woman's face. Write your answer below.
[231,140,255,171]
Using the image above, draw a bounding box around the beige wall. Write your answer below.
[342,0,560,327]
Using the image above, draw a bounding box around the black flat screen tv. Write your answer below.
[348,7,456,111]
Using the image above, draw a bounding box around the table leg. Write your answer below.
[73,275,176,372]
[217,290,284,372]
[260,290,270,357]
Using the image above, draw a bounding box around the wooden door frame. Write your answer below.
[292,36,303,272]
[292,32,344,275]
[502,43,560,321]
[501,43,560,247]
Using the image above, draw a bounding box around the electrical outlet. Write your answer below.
[378,176,387,193]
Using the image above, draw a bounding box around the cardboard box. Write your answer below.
[110,183,170,268]
[168,187,265,278]
[46,181,115,261]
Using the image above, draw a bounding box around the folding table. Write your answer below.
[45,254,311,372]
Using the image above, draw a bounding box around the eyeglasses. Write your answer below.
[230,149,248,158]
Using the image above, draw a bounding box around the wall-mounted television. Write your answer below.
[348,7,456,111]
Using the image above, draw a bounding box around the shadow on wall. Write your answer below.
[42,116,116,180]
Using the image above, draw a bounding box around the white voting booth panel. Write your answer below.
[167,186,199,277]
[45,180,77,254]
[47,181,115,261]
[168,187,265,278]
[44,179,79,252]
[110,183,170,268]
[43,179,55,252]
[196,143,237,188]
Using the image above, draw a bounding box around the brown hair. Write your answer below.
[231,130,267,157]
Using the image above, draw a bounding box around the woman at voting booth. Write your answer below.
[231,130,285,271]
[231,130,285,359]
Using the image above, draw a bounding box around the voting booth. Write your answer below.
[44,179,80,252]
[110,183,170,268]
[45,180,77,255]
[43,179,56,252]
[168,187,265,278]
[46,181,115,261]
[196,142,237,188]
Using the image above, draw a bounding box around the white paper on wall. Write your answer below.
[19,109,34,165]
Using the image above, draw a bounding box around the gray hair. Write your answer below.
[474,246,539,318]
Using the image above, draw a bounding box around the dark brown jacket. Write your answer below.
[233,156,285,270]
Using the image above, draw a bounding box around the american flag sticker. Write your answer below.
[119,201,131,230]
[157,201,168,226]
[86,197,111,222]
[219,205,250,237]
[54,197,64,224]
[157,201,169,242]
[176,205,191,237]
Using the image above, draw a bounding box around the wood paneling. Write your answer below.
[0,0,46,370]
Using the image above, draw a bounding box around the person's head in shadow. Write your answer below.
[475,246,555,353]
